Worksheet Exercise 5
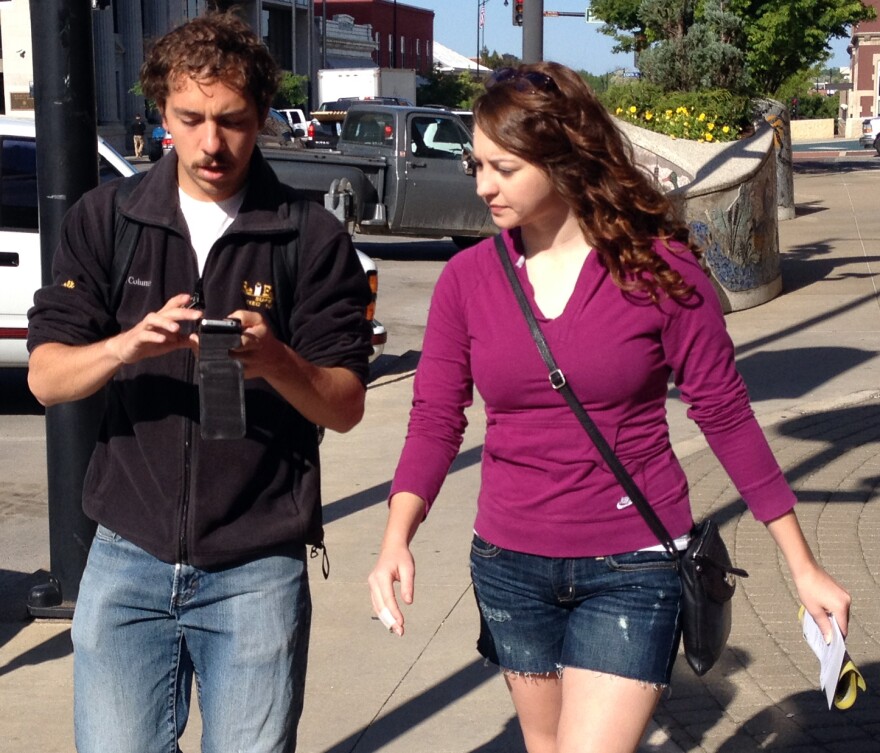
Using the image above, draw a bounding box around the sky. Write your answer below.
[400,0,853,75]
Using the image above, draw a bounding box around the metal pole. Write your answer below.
[522,0,544,63]
[27,0,102,619]
[476,1,480,74]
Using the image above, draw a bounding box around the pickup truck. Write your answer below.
[264,104,496,245]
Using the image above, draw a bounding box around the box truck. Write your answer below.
[317,68,417,108]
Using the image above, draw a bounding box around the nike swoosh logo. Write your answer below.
[616,496,633,510]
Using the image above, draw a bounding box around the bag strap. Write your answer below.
[493,234,680,559]
[271,197,308,346]
[110,171,148,313]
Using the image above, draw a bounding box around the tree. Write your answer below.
[417,68,485,109]
[637,0,750,92]
[274,71,309,108]
[591,0,875,95]
[728,0,874,93]
[480,48,521,70]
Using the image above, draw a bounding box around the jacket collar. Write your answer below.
[118,148,300,237]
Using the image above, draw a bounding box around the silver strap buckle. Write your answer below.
[549,369,566,390]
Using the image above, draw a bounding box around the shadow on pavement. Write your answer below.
[322,444,482,525]
[656,657,879,751]
[320,657,523,753]
[736,347,875,402]
[0,622,72,679]
[0,369,42,416]
[780,245,880,293]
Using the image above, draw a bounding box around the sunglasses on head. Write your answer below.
[485,67,558,94]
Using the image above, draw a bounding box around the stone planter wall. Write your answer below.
[618,119,780,313]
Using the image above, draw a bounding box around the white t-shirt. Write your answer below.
[178,186,247,274]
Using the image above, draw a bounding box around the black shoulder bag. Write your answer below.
[493,235,748,676]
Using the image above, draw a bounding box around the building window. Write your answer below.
[400,36,405,67]
[388,34,393,66]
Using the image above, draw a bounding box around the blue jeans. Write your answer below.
[470,534,682,685]
[72,525,311,753]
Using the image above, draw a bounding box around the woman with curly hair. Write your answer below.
[369,62,849,753]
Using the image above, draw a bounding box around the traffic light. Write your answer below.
[512,1,524,26]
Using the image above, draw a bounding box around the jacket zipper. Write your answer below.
[177,273,202,565]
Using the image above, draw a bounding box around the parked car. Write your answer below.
[858,117,880,153]
[0,117,137,367]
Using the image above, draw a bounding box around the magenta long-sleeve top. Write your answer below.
[390,230,796,557]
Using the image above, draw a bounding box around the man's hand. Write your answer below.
[215,309,365,432]
[29,293,204,406]
[221,309,286,381]
[107,293,203,365]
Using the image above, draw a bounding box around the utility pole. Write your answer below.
[522,0,544,63]
[27,0,102,619]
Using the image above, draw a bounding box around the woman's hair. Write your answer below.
[141,11,279,115]
[473,62,701,302]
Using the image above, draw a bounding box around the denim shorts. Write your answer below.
[470,534,682,685]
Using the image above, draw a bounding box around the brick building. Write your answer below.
[314,1,434,74]
[845,0,880,134]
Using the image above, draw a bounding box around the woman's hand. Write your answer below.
[368,540,415,637]
[766,510,852,640]
[367,493,426,637]
[792,563,851,640]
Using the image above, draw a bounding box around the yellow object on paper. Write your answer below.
[798,605,866,710]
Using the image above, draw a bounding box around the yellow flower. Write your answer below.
[629,105,637,114]
[645,111,654,120]
[665,109,673,117]
[722,125,730,134]
[698,112,706,122]
[616,107,622,115]
[705,132,714,142]
[707,122,715,131]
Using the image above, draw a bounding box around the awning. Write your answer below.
[323,56,377,69]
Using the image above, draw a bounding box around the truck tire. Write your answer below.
[874,135,880,156]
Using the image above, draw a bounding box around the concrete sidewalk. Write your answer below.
[2,155,879,752]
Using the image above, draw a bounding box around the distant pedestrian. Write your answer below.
[368,61,851,753]
[130,114,146,158]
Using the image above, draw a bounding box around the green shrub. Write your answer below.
[791,94,839,120]
[598,82,752,142]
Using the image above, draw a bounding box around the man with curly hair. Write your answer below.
[27,12,371,752]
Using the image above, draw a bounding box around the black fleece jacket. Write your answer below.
[27,150,372,568]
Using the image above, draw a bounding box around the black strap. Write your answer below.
[493,235,680,559]
[110,171,148,313]
[271,198,308,345]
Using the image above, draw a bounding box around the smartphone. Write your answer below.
[200,317,242,336]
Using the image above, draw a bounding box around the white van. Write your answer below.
[0,117,137,367]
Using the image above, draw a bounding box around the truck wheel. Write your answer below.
[451,236,478,250]
[874,135,880,156]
